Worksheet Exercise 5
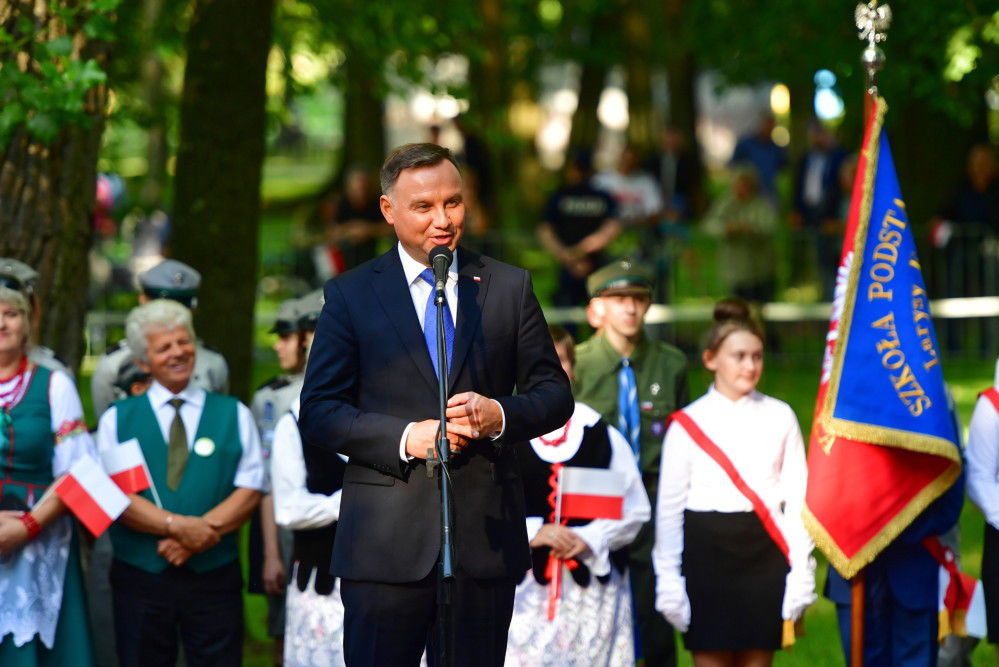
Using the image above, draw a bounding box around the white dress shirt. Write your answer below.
[526,402,651,576]
[652,387,815,629]
[395,243,504,460]
[272,398,344,529]
[967,391,999,529]
[96,380,266,491]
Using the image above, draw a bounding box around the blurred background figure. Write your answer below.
[729,114,788,205]
[646,125,698,225]
[316,165,387,281]
[791,121,848,299]
[114,357,152,399]
[932,144,999,357]
[249,295,317,667]
[703,166,779,304]
[537,149,621,315]
[594,145,663,231]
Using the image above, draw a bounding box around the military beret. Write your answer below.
[270,298,303,335]
[587,258,654,298]
[139,259,201,306]
[0,258,39,293]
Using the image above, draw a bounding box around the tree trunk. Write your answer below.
[623,5,654,153]
[171,0,274,401]
[137,0,169,209]
[568,59,607,152]
[340,51,385,175]
[661,0,706,214]
[0,1,109,373]
[466,0,515,226]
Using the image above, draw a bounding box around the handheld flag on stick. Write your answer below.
[101,438,161,507]
[558,467,626,521]
[545,466,626,620]
[802,98,962,578]
[54,455,130,537]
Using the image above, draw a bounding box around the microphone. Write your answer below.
[428,246,453,296]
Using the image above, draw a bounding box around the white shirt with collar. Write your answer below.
[96,380,266,492]
[967,390,999,529]
[395,243,505,460]
[652,386,815,627]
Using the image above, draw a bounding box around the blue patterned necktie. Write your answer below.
[618,358,641,461]
[420,268,455,379]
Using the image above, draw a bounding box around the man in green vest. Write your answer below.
[95,299,264,667]
[573,258,689,667]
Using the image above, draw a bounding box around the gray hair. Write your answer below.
[126,299,195,362]
[380,143,459,195]
[0,286,31,350]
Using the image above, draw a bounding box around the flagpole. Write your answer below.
[849,5,891,666]
[850,571,865,667]
[143,461,163,509]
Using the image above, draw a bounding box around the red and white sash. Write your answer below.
[670,410,791,564]
[981,387,999,413]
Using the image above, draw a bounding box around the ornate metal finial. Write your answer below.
[856,1,892,94]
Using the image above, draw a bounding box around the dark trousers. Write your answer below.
[834,571,938,667]
[630,559,678,667]
[110,559,243,667]
[340,570,515,667]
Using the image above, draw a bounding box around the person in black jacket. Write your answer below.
[299,143,573,666]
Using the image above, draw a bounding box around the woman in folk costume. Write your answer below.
[653,299,815,667]
[506,326,650,667]
[0,286,98,665]
[271,315,347,667]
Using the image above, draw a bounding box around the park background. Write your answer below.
[2,1,998,665]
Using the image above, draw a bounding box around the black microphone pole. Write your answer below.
[429,246,455,667]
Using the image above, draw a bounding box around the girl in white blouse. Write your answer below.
[652,299,815,667]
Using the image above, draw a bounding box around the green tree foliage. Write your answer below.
[0,0,121,146]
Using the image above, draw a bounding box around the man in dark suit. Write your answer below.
[299,143,573,666]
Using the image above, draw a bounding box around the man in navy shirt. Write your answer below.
[537,150,622,309]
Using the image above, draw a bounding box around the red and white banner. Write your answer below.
[558,467,625,520]
[55,455,130,537]
[101,439,152,495]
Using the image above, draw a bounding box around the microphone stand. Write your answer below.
[434,277,455,667]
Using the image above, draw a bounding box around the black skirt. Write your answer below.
[681,510,790,651]
[983,523,999,643]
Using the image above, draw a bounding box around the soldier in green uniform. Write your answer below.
[0,258,73,377]
[90,259,229,417]
[248,296,312,662]
[573,258,689,667]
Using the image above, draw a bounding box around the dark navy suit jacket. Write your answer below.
[299,246,573,583]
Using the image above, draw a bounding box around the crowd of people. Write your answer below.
[0,133,996,667]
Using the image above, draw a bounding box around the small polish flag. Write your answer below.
[55,456,130,537]
[472,276,481,282]
[557,467,625,520]
[101,439,152,495]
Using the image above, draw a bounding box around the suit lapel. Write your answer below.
[370,250,439,392]
[449,249,489,393]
